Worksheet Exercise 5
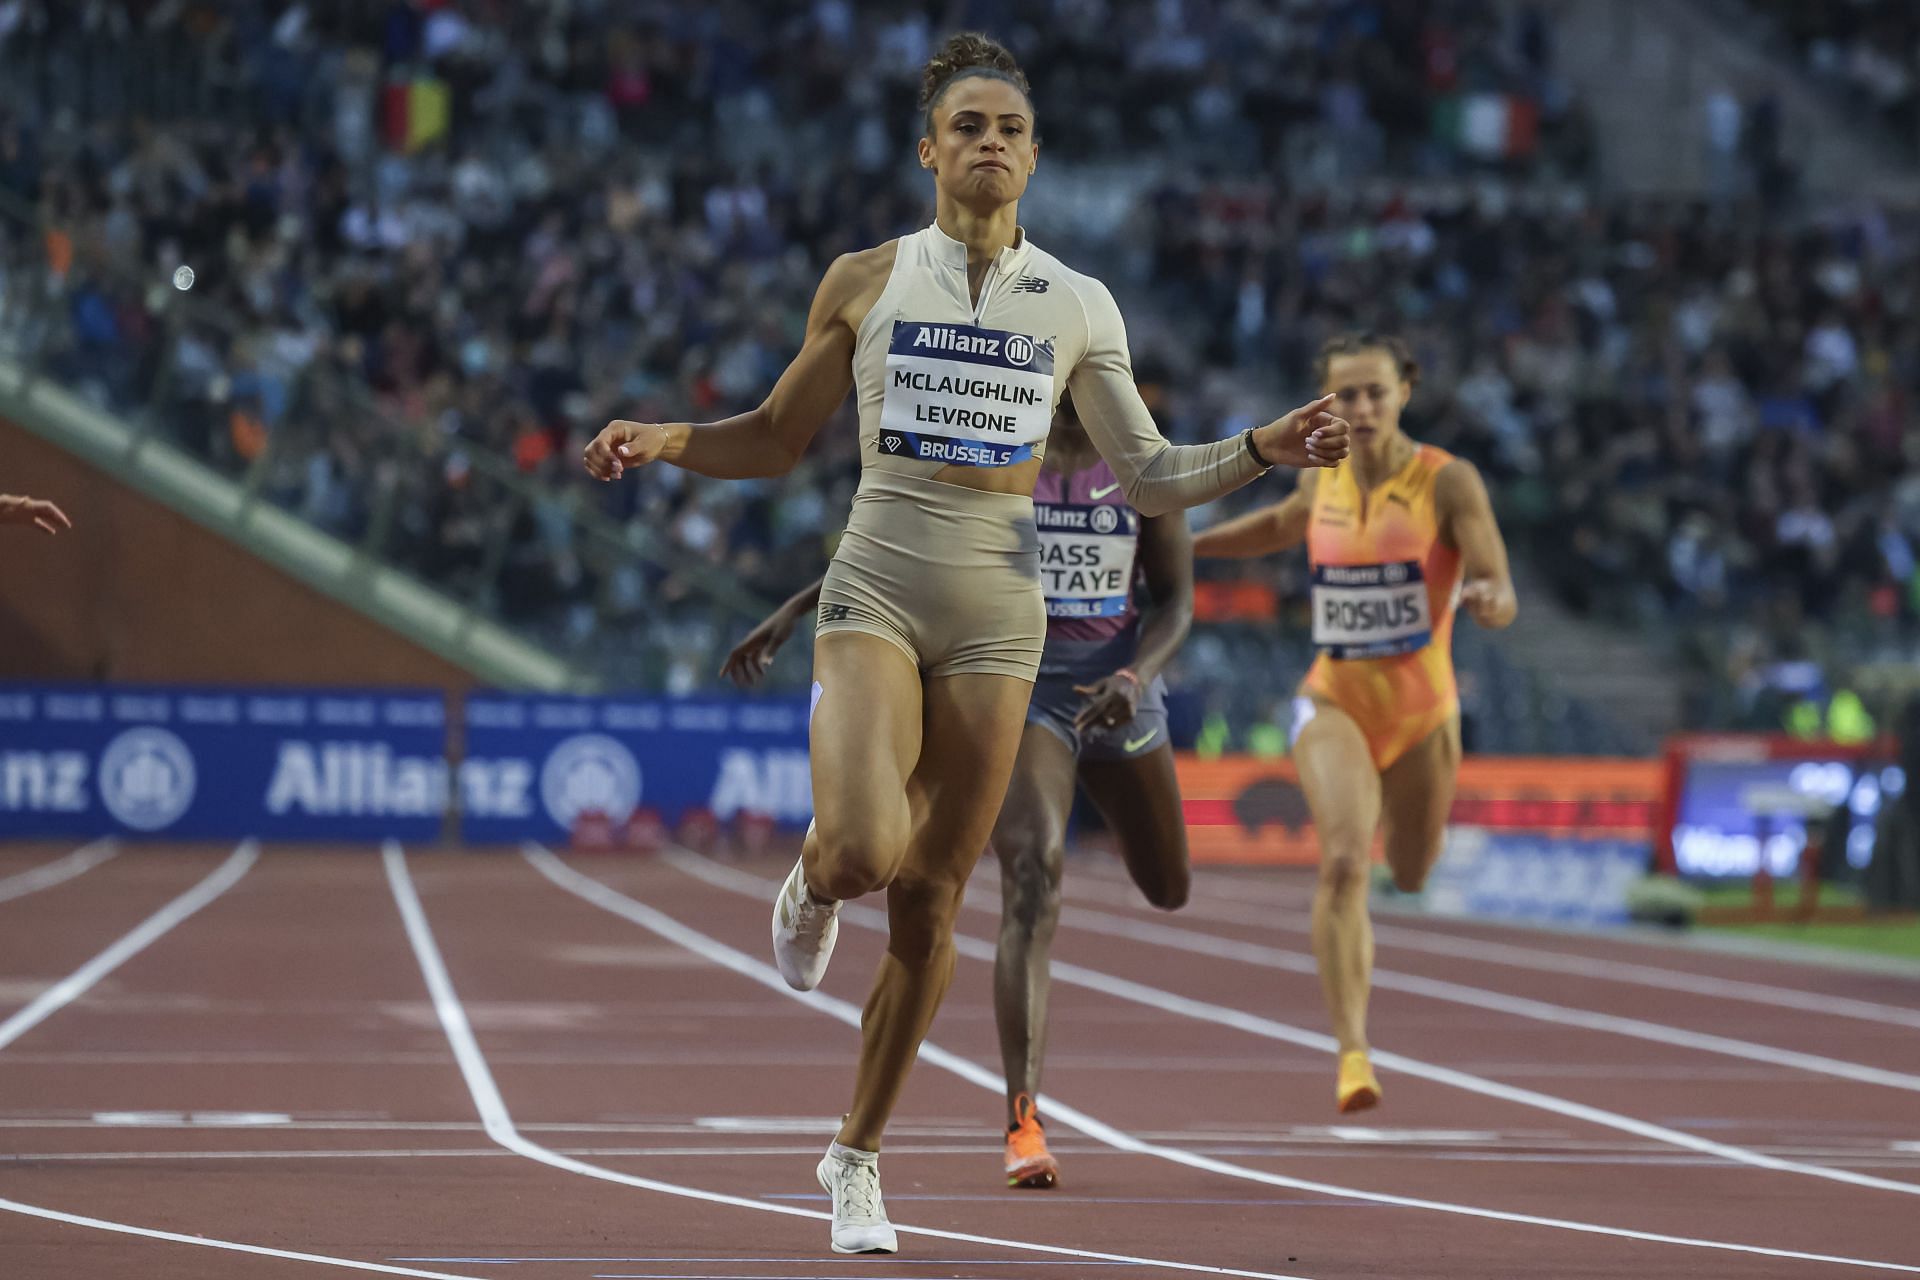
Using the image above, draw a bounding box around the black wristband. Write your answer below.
[1243,427,1273,469]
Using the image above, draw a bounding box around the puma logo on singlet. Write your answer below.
[1089,482,1121,500]
[1012,274,1050,294]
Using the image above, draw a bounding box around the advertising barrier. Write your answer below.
[1,681,1684,863]
[1656,734,1901,878]
[0,684,447,840]
[1172,754,1661,866]
[459,692,812,845]
[1422,827,1649,926]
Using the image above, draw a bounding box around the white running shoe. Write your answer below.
[816,1144,897,1254]
[772,841,840,991]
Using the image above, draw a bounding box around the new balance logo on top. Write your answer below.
[819,603,853,624]
[1012,275,1050,294]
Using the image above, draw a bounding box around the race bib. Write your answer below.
[1037,502,1139,618]
[1312,561,1431,659]
[880,320,1054,467]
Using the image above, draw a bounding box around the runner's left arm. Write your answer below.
[1437,460,1517,629]
[1072,511,1193,732]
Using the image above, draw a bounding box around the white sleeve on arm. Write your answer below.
[1066,276,1267,517]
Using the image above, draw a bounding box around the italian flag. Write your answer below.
[1434,93,1539,159]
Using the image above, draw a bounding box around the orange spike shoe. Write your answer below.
[1003,1094,1059,1189]
[1337,1049,1382,1114]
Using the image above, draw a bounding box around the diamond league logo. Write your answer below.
[98,727,197,831]
[540,733,642,828]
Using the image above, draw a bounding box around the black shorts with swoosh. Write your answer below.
[1025,672,1170,763]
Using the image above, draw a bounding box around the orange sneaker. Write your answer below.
[1337,1049,1381,1114]
[1003,1094,1059,1189]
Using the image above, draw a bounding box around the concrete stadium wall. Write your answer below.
[0,416,472,690]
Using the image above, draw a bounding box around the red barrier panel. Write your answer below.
[1174,754,1661,866]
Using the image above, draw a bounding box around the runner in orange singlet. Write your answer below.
[1193,333,1517,1113]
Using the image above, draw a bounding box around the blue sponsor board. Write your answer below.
[1671,757,1898,878]
[1423,828,1648,927]
[460,692,813,844]
[0,684,447,840]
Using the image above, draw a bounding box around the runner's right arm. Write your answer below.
[587,251,884,482]
[1190,472,1317,559]
[0,494,73,535]
[721,577,826,687]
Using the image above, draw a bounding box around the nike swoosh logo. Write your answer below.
[1090,483,1121,500]
[1123,729,1159,753]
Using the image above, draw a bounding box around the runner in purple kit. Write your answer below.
[724,393,1195,1191]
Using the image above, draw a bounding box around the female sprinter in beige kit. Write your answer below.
[586,33,1348,1255]
[1194,333,1515,1113]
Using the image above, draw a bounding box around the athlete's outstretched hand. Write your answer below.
[1249,395,1350,470]
[584,420,670,482]
[721,603,804,687]
[1073,669,1143,733]
[1459,577,1517,629]
[0,494,72,535]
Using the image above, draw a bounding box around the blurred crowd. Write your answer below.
[0,0,1910,738]
[1740,0,1920,152]
[1159,187,1920,732]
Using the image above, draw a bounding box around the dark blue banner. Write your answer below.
[0,685,447,841]
[460,692,813,844]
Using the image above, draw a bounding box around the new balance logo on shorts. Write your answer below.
[819,603,852,624]
[1011,275,1050,294]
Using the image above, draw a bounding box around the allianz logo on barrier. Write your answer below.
[267,742,448,817]
[466,735,812,826]
[0,728,814,832]
[1,728,201,830]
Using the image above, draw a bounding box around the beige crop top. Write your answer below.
[850,223,1265,517]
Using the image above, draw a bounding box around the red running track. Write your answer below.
[0,840,1917,1279]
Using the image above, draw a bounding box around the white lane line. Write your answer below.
[0,840,118,905]
[0,1196,490,1279]
[385,845,1313,1280]
[1016,894,1920,1095]
[561,847,1920,1274]
[819,860,1920,1198]
[0,841,258,1054]
[1069,874,1920,1032]
[398,1259,1109,1267]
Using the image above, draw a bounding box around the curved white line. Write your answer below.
[0,841,257,1054]
[0,840,118,905]
[0,1195,487,1279]
[1070,873,1920,1031]
[1032,896,1920,1093]
[385,845,1310,1280]
[643,847,1920,1271]
[0,841,486,1279]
